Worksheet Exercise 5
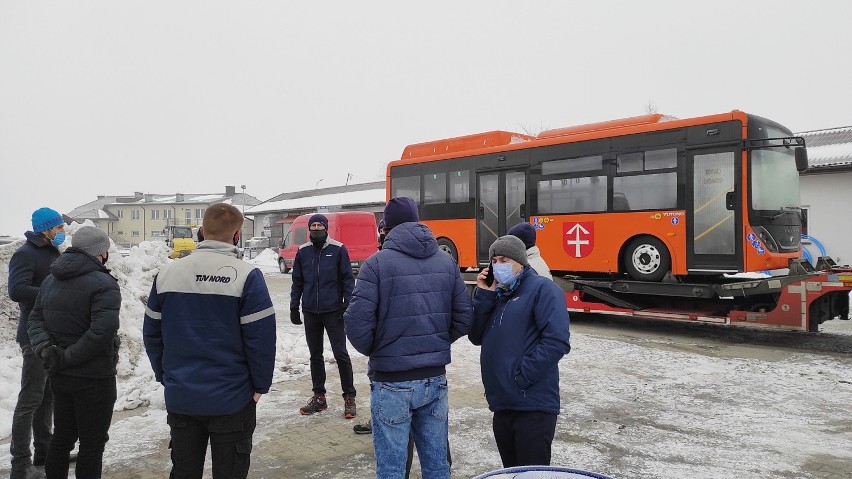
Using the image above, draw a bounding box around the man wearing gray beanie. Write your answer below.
[469,234,571,468]
[71,226,112,258]
[27,225,120,478]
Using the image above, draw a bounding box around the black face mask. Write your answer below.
[378,233,386,250]
[310,230,328,245]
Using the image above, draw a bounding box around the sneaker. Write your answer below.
[299,394,328,415]
[344,395,357,419]
[353,419,372,434]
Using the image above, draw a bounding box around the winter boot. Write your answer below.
[299,394,328,415]
[344,394,357,419]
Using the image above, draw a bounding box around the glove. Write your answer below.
[40,345,64,376]
[290,309,302,325]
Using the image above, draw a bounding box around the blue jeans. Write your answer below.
[371,375,449,479]
[10,344,53,474]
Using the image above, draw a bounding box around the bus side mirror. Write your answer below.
[795,147,808,172]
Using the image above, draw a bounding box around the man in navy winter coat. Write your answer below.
[7,207,65,479]
[290,213,357,418]
[143,203,276,479]
[344,197,473,479]
[470,234,571,468]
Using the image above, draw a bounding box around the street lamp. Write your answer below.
[240,185,246,248]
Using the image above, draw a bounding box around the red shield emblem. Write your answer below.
[563,222,594,258]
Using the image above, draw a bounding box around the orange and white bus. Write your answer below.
[387,110,808,281]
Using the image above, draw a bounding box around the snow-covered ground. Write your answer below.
[2,226,852,478]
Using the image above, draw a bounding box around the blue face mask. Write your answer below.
[492,262,517,286]
[50,232,66,247]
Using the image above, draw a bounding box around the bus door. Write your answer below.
[477,169,527,265]
[686,148,742,274]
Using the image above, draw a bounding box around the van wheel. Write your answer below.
[437,238,459,264]
[278,258,291,274]
[623,236,671,282]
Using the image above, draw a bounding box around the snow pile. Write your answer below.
[0,222,172,437]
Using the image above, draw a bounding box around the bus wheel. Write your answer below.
[437,238,459,264]
[278,258,290,274]
[624,236,671,282]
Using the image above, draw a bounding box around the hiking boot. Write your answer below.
[353,419,372,434]
[299,394,328,415]
[344,395,357,419]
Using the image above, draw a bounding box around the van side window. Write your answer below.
[294,227,308,245]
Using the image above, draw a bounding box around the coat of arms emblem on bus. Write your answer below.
[564,222,594,258]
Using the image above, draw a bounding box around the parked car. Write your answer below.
[278,212,378,276]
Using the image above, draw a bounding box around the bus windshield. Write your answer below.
[750,146,801,211]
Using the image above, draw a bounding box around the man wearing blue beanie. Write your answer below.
[8,207,67,478]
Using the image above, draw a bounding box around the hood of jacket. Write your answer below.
[50,247,109,280]
[25,230,51,248]
[381,222,438,259]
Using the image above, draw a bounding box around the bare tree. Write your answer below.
[519,120,549,137]
[644,99,658,115]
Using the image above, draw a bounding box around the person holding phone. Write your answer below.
[469,235,571,468]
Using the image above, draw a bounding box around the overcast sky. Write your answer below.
[2,1,851,236]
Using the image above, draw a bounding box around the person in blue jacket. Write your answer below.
[290,213,357,418]
[345,196,473,479]
[470,234,571,468]
[7,207,65,479]
[143,203,276,479]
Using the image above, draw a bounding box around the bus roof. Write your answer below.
[394,110,750,165]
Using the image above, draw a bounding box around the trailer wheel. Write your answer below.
[437,238,462,267]
[278,258,291,274]
[624,236,671,282]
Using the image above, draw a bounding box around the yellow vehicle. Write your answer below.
[164,225,196,259]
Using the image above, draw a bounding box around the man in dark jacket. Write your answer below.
[470,235,571,468]
[143,203,276,479]
[27,225,120,479]
[345,197,473,479]
[7,207,65,479]
[290,213,357,418]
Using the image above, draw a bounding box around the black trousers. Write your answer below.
[46,375,116,479]
[304,310,356,397]
[492,410,558,468]
[167,400,257,479]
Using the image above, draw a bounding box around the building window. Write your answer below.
[164,209,172,219]
[151,209,160,220]
[131,210,140,220]
[185,209,192,223]
[116,231,124,235]
[151,231,162,237]
[132,231,140,237]
[195,208,205,219]
[116,210,123,218]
